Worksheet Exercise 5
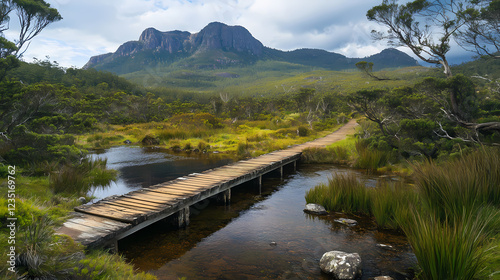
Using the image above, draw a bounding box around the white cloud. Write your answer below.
[9,0,471,68]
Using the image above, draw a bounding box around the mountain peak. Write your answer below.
[194,22,263,55]
[84,22,418,73]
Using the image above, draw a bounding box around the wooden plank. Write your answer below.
[62,221,112,235]
[124,195,176,206]
[171,181,214,189]
[166,183,209,190]
[92,202,146,215]
[117,196,168,207]
[102,198,162,211]
[75,205,139,224]
[123,193,180,204]
[156,182,206,189]
[66,217,125,233]
[153,183,202,191]
[101,200,158,213]
[183,175,225,181]
[177,178,221,185]
[145,187,197,195]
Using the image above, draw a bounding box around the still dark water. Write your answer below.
[92,147,416,280]
[89,146,233,200]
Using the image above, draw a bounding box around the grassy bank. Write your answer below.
[0,166,157,279]
[305,148,500,279]
[80,113,343,159]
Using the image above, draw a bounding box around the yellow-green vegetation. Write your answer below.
[305,148,500,279]
[0,172,157,279]
[125,59,434,96]
[81,112,342,159]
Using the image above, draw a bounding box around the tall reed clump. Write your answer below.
[305,173,370,214]
[370,180,417,229]
[400,208,498,280]
[301,146,349,164]
[407,147,500,279]
[50,158,117,196]
[413,147,500,220]
[353,140,390,170]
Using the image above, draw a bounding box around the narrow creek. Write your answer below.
[91,147,416,280]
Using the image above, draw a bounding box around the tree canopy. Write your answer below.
[0,0,61,58]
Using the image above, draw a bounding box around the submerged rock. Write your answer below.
[334,218,358,226]
[123,139,132,144]
[304,203,328,215]
[374,277,394,280]
[319,251,362,280]
[376,244,395,251]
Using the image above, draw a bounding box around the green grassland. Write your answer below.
[123,59,435,96]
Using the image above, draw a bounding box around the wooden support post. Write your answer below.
[280,166,284,179]
[293,160,297,172]
[258,175,262,195]
[177,207,190,228]
[224,189,231,205]
[216,189,231,205]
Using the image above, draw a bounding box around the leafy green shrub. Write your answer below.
[301,146,349,164]
[73,251,157,280]
[297,126,309,137]
[197,140,210,151]
[0,165,8,178]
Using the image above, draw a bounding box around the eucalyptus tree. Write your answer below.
[0,0,62,58]
[367,0,500,142]
[456,0,500,58]
[366,0,471,78]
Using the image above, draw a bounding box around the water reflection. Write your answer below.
[119,164,416,280]
[89,146,232,200]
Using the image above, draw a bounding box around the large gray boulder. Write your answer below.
[319,251,362,280]
[304,203,327,215]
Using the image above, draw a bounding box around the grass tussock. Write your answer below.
[413,147,500,220]
[354,140,390,170]
[400,208,498,280]
[370,180,416,229]
[49,158,117,196]
[305,173,370,214]
[306,148,500,278]
[301,146,350,164]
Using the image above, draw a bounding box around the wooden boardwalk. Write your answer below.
[57,119,358,249]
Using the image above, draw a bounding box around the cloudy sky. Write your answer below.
[6,0,474,68]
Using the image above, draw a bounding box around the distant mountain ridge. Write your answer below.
[85,22,418,74]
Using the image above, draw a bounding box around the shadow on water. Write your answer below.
[118,164,416,280]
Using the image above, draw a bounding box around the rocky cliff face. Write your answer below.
[192,22,263,55]
[84,22,263,69]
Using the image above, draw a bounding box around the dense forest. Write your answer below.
[1,0,500,279]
